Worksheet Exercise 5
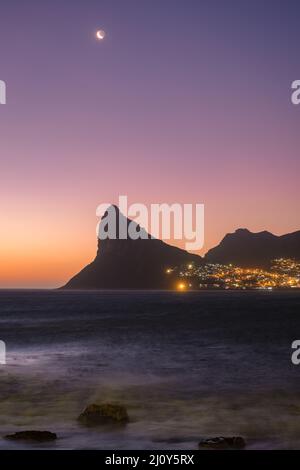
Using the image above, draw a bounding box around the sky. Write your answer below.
[0,0,299,288]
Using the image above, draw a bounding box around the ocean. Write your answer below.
[0,290,300,450]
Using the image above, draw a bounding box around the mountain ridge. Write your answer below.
[205,228,300,267]
[63,207,202,289]
[62,207,300,289]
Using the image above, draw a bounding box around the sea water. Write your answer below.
[0,290,300,450]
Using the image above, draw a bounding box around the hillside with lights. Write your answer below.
[63,209,300,290]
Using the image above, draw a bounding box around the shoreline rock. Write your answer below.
[78,403,129,425]
[198,436,246,449]
[4,431,57,442]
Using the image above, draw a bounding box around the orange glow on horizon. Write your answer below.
[0,187,299,288]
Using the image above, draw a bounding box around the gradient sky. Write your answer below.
[0,0,299,288]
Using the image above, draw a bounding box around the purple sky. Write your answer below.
[0,0,299,287]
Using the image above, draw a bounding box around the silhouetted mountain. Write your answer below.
[63,206,202,289]
[205,228,300,267]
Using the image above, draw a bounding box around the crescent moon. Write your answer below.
[96,30,106,40]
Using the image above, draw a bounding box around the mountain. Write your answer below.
[205,228,300,267]
[62,206,202,289]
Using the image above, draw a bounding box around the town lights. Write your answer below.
[177,283,186,291]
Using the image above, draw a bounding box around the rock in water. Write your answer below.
[198,436,246,449]
[4,431,57,442]
[78,403,129,425]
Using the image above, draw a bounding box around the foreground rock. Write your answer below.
[199,436,246,449]
[78,403,129,425]
[4,431,57,442]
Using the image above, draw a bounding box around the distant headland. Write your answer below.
[62,207,300,290]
